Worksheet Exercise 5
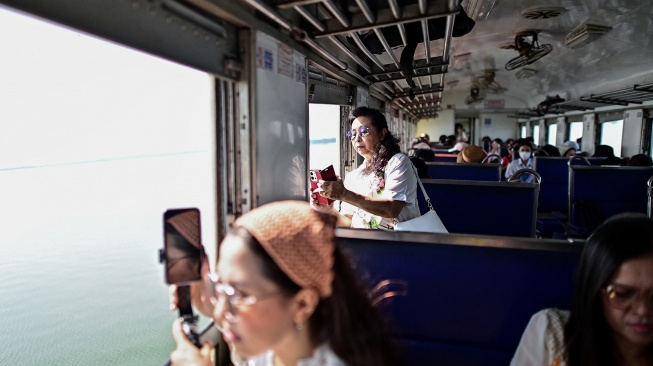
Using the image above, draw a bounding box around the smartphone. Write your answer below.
[309,165,337,205]
[162,208,202,285]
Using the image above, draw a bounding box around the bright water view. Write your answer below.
[0,7,215,365]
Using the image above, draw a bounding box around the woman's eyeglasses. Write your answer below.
[203,272,282,322]
[603,284,653,310]
[346,126,371,140]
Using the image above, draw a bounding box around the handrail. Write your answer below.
[508,168,542,184]
[567,156,591,166]
[646,176,653,217]
[482,153,502,163]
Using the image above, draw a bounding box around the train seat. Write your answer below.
[425,162,501,181]
[567,166,653,237]
[417,179,538,237]
[337,230,583,366]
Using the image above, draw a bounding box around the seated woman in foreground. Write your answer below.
[169,201,398,366]
[511,213,653,366]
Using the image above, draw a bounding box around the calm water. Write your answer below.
[0,153,215,365]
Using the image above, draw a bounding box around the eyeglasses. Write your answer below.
[346,126,371,141]
[603,284,653,310]
[203,272,282,322]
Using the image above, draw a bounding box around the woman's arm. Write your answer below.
[319,178,406,218]
[310,191,354,227]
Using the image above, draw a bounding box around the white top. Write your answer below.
[510,308,569,366]
[340,153,420,229]
[239,343,347,366]
[505,158,534,182]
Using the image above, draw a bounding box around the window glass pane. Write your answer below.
[547,124,557,145]
[309,104,340,173]
[533,125,540,146]
[520,125,527,138]
[569,121,583,142]
[0,8,214,365]
[600,120,624,156]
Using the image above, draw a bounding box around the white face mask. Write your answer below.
[519,151,531,161]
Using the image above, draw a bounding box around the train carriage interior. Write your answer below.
[1,0,653,365]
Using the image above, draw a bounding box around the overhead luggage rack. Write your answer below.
[236,0,468,119]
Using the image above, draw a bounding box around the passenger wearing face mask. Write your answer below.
[505,140,534,183]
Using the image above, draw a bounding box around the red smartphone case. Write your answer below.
[310,165,336,205]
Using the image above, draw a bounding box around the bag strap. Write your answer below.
[409,162,434,212]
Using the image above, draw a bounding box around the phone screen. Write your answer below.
[163,208,202,285]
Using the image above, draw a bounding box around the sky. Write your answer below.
[0,5,214,169]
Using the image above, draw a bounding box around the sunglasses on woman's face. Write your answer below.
[346,126,371,140]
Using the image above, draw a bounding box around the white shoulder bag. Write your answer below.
[393,165,448,233]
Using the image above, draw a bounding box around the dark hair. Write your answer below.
[593,145,616,158]
[536,144,561,157]
[235,227,399,366]
[409,157,431,178]
[492,138,503,145]
[349,107,401,175]
[627,154,653,167]
[564,213,653,366]
[438,134,447,143]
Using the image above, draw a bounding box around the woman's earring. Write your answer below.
[295,322,304,331]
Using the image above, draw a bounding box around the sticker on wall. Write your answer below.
[277,42,293,78]
[484,118,492,128]
[257,46,274,71]
[484,99,505,109]
[295,63,307,84]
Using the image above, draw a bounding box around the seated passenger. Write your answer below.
[435,134,447,146]
[448,141,469,153]
[593,144,622,165]
[311,106,420,229]
[535,144,561,157]
[511,213,653,366]
[456,145,487,163]
[412,135,431,150]
[486,138,503,162]
[169,201,398,366]
[559,140,580,157]
[505,140,534,182]
[628,154,653,167]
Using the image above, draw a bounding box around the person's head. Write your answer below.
[410,157,431,178]
[565,214,653,365]
[438,134,447,144]
[628,154,653,167]
[348,107,400,173]
[491,138,503,151]
[456,145,487,163]
[515,140,533,161]
[209,201,396,365]
[536,144,561,157]
[420,133,430,143]
[455,123,464,133]
[593,145,616,158]
[559,140,580,157]
[445,135,456,146]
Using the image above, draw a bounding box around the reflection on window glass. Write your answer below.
[600,120,624,156]
[568,121,583,142]
[547,124,557,145]
[533,125,540,146]
[309,104,340,173]
[520,125,527,138]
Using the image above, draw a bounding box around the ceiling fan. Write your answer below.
[502,30,553,71]
[465,87,486,105]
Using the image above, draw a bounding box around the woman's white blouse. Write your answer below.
[340,153,420,229]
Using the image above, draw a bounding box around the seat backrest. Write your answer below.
[426,162,501,181]
[433,153,458,163]
[569,166,653,229]
[534,157,607,214]
[337,230,583,366]
[418,179,538,237]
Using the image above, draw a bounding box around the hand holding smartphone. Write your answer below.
[310,165,337,205]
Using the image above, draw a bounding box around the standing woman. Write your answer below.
[511,213,653,366]
[312,106,419,229]
[169,201,398,366]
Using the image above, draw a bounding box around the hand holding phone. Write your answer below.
[310,165,337,205]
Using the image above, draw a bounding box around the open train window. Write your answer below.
[532,124,541,145]
[0,7,215,365]
[546,122,558,146]
[568,121,583,142]
[309,104,341,174]
[519,123,527,138]
[599,113,624,156]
